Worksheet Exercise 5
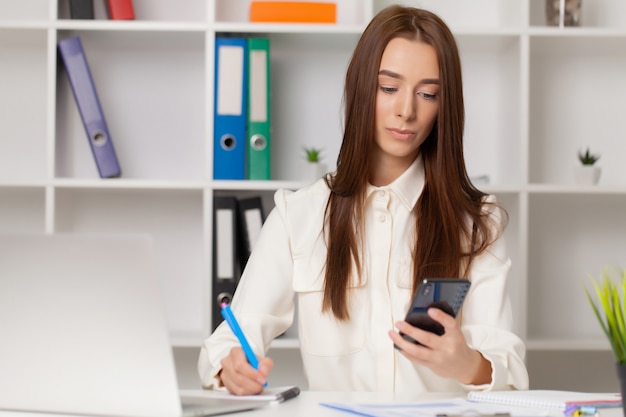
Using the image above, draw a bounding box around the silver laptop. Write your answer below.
[0,233,267,417]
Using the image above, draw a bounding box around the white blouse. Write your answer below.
[198,156,529,393]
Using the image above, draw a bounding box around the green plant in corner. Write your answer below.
[584,269,626,364]
[303,146,322,163]
[578,147,600,166]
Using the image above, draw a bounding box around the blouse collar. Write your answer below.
[366,155,425,211]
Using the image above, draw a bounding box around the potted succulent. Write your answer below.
[575,147,601,185]
[302,146,326,181]
[304,147,322,163]
[585,270,626,415]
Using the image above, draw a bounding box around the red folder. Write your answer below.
[250,1,336,24]
[106,0,135,20]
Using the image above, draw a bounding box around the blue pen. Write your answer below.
[220,302,267,386]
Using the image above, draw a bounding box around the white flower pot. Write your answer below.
[574,165,601,185]
[546,0,582,27]
[301,162,327,182]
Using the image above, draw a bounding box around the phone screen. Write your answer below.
[400,278,471,345]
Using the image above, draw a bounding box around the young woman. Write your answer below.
[199,5,529,394]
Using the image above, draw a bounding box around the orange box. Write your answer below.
[250,1,337,24]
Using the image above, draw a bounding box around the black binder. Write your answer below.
[236,196,266,272]
[212,196,240,331]
[69,0,94,19]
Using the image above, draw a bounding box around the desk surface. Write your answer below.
[238,390,454,416]
[203,391,624,417]
[0,391,622,417]
[199,391,624,417]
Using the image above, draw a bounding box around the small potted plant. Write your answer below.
[304,147,322,163]
[546,0,582,27]
[585,270,626,416]
[575,147,601,185]
[302,146,326,181]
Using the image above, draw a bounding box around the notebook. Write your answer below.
[467,390,622,412]
[0,233,269,417]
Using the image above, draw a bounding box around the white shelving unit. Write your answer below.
[2,0,625,390]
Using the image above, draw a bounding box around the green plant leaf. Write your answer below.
[578,147,600,165]
[585,283,611,338]
[614,276,626,360]
[303,147,322,163]
[585,272,626,363]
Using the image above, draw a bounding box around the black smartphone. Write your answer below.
[399,278,471,345]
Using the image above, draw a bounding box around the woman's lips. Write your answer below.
[387,128,416,140]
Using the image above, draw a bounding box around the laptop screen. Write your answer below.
[0,234,182,417]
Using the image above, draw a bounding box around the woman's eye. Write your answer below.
[379,86,397,94]
[418,91,437,100]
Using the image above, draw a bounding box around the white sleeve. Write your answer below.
[460,197,529,391]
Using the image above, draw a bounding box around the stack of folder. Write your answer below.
[212,195,266,330]
[61,0,135,177]
[213,36,272,181]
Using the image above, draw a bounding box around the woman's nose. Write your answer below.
[396,92,416,119]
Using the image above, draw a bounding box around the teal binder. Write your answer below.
[246,37,271,180]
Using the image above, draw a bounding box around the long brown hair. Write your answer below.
[322,5,507,320]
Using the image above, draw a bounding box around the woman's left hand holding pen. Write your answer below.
[218,347,274,395]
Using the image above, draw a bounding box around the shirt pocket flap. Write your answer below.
[395,256,413,289]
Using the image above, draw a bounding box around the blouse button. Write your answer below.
[379,190,386,197]
[378,215,386,222]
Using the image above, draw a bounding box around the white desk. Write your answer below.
[0,392,622,417]
[0,392,449,417]
[200,391,624,417]
[230,391,455,416]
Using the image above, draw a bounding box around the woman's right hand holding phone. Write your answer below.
[389,307,492,385]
